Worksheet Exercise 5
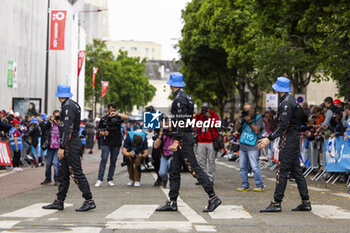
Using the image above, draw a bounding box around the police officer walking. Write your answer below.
[258,77,311,212]
[156,72,221,213]
[43,84,96,212]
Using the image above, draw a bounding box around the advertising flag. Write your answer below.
[101,81,109,98]
[92,67,99,88]
[50,10,67,50]
[77,51,86,77]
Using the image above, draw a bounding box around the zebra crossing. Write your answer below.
[0,202,349,232]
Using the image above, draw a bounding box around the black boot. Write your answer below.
[42,200,64,210]
[154,176,162,186]
[203,196,222,212]
[292,200,311,211]
[156,201,178,211]
[75,200,96,212]
[260,201,282,213]
[40,179,51,185]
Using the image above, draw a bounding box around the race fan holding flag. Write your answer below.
[258,77,311,213]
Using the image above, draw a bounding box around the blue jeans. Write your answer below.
[45,148,59,182]
[98,145,120,181]
[239,150,264,188]
[159,156,173,181]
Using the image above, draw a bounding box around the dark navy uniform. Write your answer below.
[268,93,309,203]
[57,99,92,202]
[168,89,216,201]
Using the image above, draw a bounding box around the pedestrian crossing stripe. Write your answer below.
[106,221,192,230]
[0,203,73,218]
[105,204,158,220]
[0,220,20,229]
[209,205,252,219]
[312,205,350,219]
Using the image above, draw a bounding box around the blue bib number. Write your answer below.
[239,129,257,146]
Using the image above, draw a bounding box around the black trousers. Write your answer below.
[152,147,161,176]
[13,150,21,167]
[274,134,309,203]
[169,132,215,201]
[57,137,92,202]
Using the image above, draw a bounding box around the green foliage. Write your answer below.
[85,39,156,112]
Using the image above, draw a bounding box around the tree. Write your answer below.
[85,39,156,113]
[252,0,324,94]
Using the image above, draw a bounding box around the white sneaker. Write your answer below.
[95,180,102,187]
[248,172,254,178]
[134,181,141,187]
[13,167,23,172]
[108,181,115,187]
[127,180,134,186]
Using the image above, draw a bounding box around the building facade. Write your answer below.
[107,40,162,61]
[0,0,109,118]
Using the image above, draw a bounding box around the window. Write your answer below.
[145,48,149,53]
[120,47,125,51]
[130,47,137,51]
[152,48,155,53]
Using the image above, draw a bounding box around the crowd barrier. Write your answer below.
[257,136,350,187]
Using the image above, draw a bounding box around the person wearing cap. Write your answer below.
[156,72,222,213]
[27,118,41,167]
[322,97,342,128]
[9,119,23,172]
[43,84,95,212]
[258,77,311,212]
[194,102,220,185]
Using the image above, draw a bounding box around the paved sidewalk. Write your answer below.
[0,151,102,199]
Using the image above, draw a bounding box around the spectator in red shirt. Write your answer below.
[194,103,220,185]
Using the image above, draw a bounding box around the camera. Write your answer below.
[241,110,249,117]
[201,107,208,115]
[152,128,173,140]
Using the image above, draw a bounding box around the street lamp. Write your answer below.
[77,9,107,107]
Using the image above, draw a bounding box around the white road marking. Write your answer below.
[0,220,20,229]
[265,178,275,182]
[216,161,240,171]
[0,171,14,178]
[48,218,59,221]
[209,205,252,219]
[106,221,192,230]
[0,203,72,218]
[68,227,103,233]
[152,173,207,224]
[106,205,158,220]
[312,205,350,219]
[194,225,217,232]
[332,193,350,199]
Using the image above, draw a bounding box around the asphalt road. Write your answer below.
[0,153,349,233]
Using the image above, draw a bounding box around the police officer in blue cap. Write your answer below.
[258,77,311,212]
[43,84,95,212]
[156,72,221,213]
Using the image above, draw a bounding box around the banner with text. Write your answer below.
[50,10,67,50]
[324,137,350,172]
[0,141,12,166]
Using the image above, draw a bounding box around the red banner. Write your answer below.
[101,81,109,98]
[92,67,99,88]
[77,51,86,77]
[0,141,12,166]
[50,10,67,50]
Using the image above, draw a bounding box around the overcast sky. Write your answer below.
[108,0,190,60]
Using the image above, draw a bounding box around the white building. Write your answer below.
[0,0,109,118]
[107,40,162,61]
